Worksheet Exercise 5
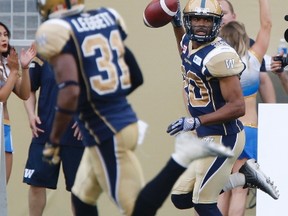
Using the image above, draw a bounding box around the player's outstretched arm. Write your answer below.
[171,0,185,55]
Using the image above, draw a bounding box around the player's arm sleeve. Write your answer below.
[205,47,245,77]
[125,46,143,94]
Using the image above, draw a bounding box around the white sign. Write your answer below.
[257,103,287,215]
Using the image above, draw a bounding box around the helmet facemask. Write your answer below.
[183,13,222,43]
[183,0,223,44]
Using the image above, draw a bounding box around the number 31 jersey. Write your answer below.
[35,7,137,146]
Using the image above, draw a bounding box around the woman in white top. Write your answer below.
[0,21,36,183]
[217,0,272,215]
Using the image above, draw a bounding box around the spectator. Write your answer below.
[217,0,278,215]
[218,0,276,103]
[22,55,84,216]
[270,54,288,94]
[0,21,36,183]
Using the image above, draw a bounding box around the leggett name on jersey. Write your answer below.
[71,12,115,33]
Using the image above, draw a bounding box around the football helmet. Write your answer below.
[37,0,85,21]
[183,0,223,43]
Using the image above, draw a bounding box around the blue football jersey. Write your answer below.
[180,36,245,137]
[29,56,83,147]
[35,8,138,146]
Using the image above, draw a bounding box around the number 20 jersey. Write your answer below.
[180,36,245,137]
[35,7,138,146]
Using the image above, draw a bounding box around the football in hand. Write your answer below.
[143,0,178,28]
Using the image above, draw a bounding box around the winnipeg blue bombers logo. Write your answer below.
[225,59,235,69]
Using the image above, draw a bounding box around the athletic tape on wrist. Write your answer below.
[58,80,79,89]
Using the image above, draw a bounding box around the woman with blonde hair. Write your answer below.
[217,0,274,215]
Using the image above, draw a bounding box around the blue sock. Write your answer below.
[171,192,194,209]
[194,203,222,216]
[132,158,186,216]
[72,193,98,216]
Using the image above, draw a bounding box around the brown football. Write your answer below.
[143,0,178,28]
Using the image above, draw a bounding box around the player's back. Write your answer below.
[37,8,132,96]
[36,7,138,145]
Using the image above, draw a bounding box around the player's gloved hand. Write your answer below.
[171,0,183,27]
[42,142,61,165]
[166,117,201,136]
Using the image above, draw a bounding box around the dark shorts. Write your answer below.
[23,142,84,191]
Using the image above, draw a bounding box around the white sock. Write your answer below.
[223,173,246,192]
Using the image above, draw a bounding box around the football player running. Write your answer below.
[164,0,279,215]
[166,0,248,215]
[22,55,84,216]
[133,0,277,215]
[35,0,145,215]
